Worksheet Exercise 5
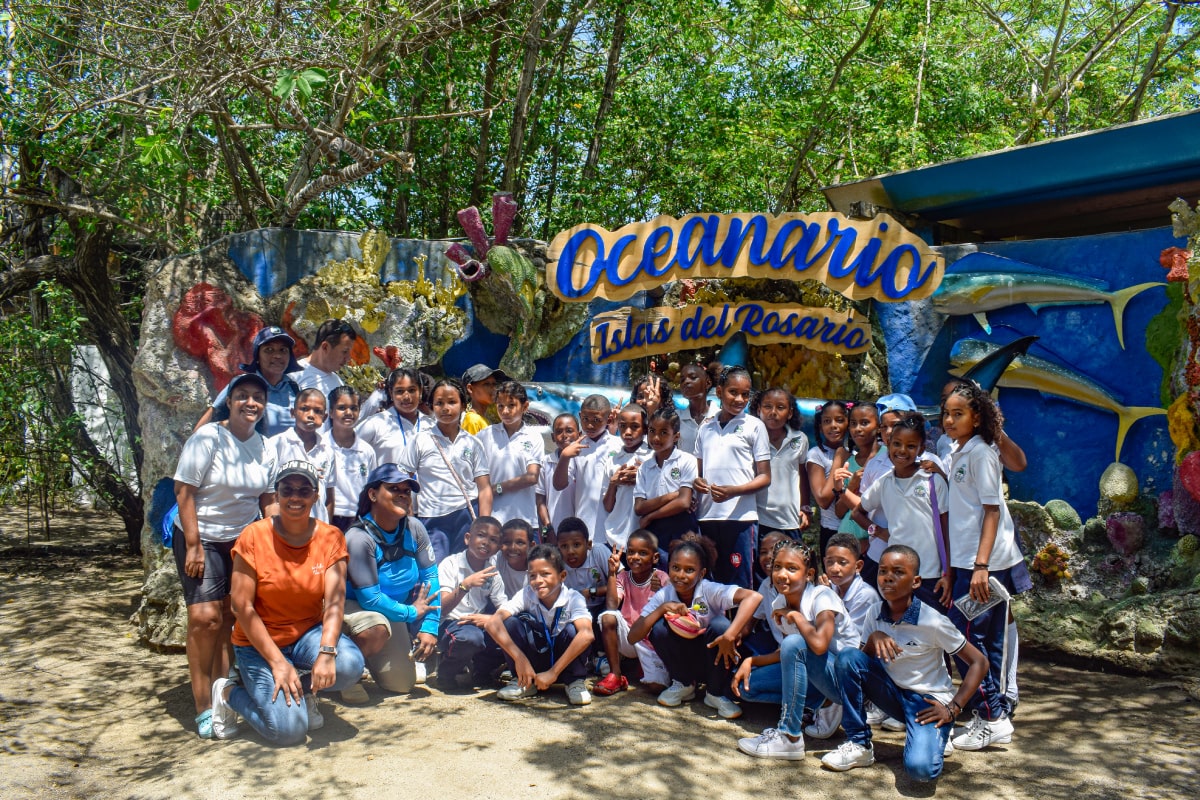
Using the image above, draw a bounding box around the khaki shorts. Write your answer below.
[344,600,415,693]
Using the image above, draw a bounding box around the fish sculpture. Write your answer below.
[949,338,1165,461]
[932,252,1163,349]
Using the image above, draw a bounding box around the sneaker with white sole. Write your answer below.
[340,682,370,705]
[657,681,696,707]
[414,660,427,685]
[951,712,1013,751]
[881,716,905,732]
[566,680,592,705]
[821,740,875,771]
[738,728,806,760]
[703,692,742,719]
[804,702,843,739]
[210,677,239,740]
[497,680,538,701]
[944,737,955,757]
[865,702,887,726]
[305,694,325,731]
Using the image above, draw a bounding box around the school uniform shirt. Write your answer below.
[633,447,699,522]
[173,423,276,542]
[859,469,948,580]
[564,543,612,610]
[859,447,943,563]
[477,422,545,526]
[806,445,842,530]
[751,576,780,623]
[602,442,654,549]
[615,568,669,627]
[860,598,966,704]
[537,449,575,531]
[679,398,720,456]
[937,433,994,468]
[358,388,386,421]
[641,578,740,632]
[491,554,528,601]
[947,435,1022,572]
[693,411,770,522]
[398,427,490,518]
[499,585,592,637]
[356,408,434,466]
[269,428,336,522]
[438,551,508,620]
[756,429,810,530]
[566,431,617,541]
[837,574,881,645]
[330,436,377,518]
[211,372,299,438]
[766,584,857,654]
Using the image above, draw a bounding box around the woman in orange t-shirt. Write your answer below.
[209,460,365,744]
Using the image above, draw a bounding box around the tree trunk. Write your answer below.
[468,16,506,209]
[499,0,549,195]
[574,5,627,211]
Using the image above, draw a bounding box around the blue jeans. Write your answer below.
[502,614,589,681]
[948,566,1017,720]
[836,648,950,782]
[649,613,735,698]
[230,625,365,746]
[738,635,841,737]
[439,619,504,680]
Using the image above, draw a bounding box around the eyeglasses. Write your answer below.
[379,483,413,497]
[278,485,316,498]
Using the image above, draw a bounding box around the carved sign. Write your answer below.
[549,212,943,303]
[590,302,870,364]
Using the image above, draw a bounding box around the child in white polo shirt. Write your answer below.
[634,407,699,553]
[553,395,615,541]
[537,413,579,542]
[822,545,988,781]
[477,381,544,526]
[435,516,508,690]
[268,388,336,521]
[602,404,652,550]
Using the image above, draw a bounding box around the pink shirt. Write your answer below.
[616,568,669,626]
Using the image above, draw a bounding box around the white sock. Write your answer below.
[1004,620,1019,706]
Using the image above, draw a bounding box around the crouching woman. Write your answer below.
[210,460,365,744]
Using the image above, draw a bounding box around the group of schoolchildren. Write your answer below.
[233,317,1027,782]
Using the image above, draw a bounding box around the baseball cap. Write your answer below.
[876,393,918,415]
[274,459,320,490]
[461,364,511,385]
[356,463,422,516]
[240,326,301,374]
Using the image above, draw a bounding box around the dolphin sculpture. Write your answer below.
[948,338,1165,461]
[933,252,1164,349]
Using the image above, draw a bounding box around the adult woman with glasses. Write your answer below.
[208,460,365,744]
[173,373,277,738]
[341,464,441,698]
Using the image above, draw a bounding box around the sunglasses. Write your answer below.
[278,485,316,499]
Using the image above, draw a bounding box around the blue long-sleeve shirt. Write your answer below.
[345,514,441,637]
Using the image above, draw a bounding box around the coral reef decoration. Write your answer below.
[1179,450,1200,503]
[1167,393,1200,462]
[1106,512,1146,556]
[172,282,264,391]
[1160,246,1191,283]
[373,345,403,371]
[1032,541,1071,581]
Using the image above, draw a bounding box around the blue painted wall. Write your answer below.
[897,226,1182,515]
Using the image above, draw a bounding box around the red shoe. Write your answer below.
[593,673,628,696]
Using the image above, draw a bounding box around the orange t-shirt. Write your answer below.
[231,518,348,648]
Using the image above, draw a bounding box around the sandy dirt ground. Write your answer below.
[1,509,1198,800]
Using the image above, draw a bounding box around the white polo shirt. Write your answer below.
[947,436,1022,571]
[356,408,433,466]
[860,598,966,703]
[694,411,770,522]
[679,398,720,455]
[173,424,276,542]
[859,470,948,580]
[398,427,490,518]
[767,584,857,654]
[634,447,698,509]
[757,429,809,530]
[538,449,576,531]
[641,578,740,631]
[806,444,842,530]
[566,431,616,541]
[269,427,336,522]
[500,585,592,636]
[438,551,508,620]
[477,422,545,525]
[329,435,377,517]
[564,543,612,609]
[836,574,881,645]
[601,442,653,549]
[491,553,528,601]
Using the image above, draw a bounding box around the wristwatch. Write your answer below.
[494,482,504,495]
[318,645,337,657]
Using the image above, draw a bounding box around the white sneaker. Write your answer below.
[340,682,369,705]
[414,660,427,685]
[209,677,239,740]
[944,737,955,757]
[738,728,806,760]
[305,694,325,731]
[821,740,875,771]
[497,680,538,701]
[881,716,905,732]
[566,679,592,706]
[803,702,843,739]
[865,702,888,726]
[657,681,696,707]
[951,711,1013,750]
[703,692,742,719]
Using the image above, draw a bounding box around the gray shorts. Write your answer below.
[172,527,236,605]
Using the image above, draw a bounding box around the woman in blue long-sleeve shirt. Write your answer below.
[343,464,441,696]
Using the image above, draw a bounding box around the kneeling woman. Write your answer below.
[210,461,365,744]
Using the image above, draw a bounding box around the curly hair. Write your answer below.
[669,532,718,573]
[944,381,1002,445]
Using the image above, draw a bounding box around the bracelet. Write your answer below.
[973,562,989,570]
[947,699,961,715]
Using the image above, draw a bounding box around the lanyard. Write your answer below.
[541,606,564,660]
[394,408,423,447]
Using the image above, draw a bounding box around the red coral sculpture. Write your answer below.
[172,283,264,391]
[1160,246,1191,283]
[373,345,403,371]
[281,302,310,357]
[492,192,517,245]
[456,206,491,259]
